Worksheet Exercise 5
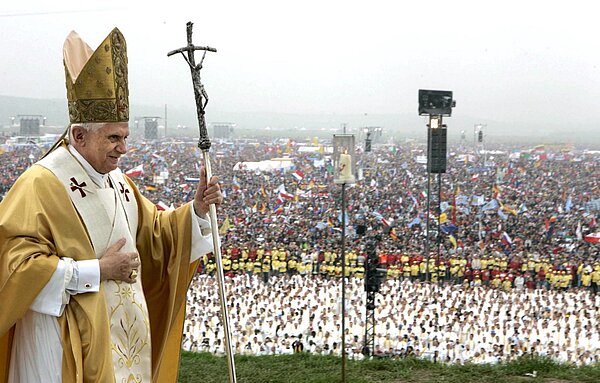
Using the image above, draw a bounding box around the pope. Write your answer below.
[0,27,222,383]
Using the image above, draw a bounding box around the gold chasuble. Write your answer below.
[0,143,199,382]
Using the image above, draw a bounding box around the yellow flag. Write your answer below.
[449,235,457,249]
[219,217,231,235]
[500,201,517,216]
[439,213,447,224]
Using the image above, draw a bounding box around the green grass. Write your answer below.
[178,352,600,383]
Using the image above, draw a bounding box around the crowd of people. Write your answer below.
[1,133,599,365]
[183,274,599,366]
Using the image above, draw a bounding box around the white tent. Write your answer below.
[233,158,294,172]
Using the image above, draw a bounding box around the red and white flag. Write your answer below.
[279,191,295,201]
[125,164,144,178]
[292,170,304,181]
[584,232,600,244]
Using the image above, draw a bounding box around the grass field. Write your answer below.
[178,352,600,383]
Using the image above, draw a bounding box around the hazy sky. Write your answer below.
[2,0,600,128]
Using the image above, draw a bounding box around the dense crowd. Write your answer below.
[183,274,599,365]
[1,134,599,365]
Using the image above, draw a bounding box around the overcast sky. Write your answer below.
[2,0,600,129]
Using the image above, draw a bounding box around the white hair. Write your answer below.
[68,122,108,141]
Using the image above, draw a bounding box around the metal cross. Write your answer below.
[167,21,217,151]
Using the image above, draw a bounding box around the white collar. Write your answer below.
[68,144,109,188]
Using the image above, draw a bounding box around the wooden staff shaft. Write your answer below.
[202,149,237,383]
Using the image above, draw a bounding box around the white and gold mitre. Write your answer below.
[63,27,129,123]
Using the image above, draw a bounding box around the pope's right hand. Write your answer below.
[98,238,140,284]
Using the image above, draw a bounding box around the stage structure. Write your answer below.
[212,122,236,139]
[418,89,455,281]
[333,134,356,383]
[17,114,45,136]
[143,117,162,139]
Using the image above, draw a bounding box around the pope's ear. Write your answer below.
[71,126,86,146]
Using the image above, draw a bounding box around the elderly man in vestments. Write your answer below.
[0,28,223,382]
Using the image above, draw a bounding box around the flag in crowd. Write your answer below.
[125,164,144,177]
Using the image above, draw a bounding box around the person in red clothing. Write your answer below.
[387,250,398,266]
[230,246,241,261]
[491,266,501,280]
[525,274,535,289]
[481,269,490,286]
[317,250,325,272]
[464,267,473,282]
[379,251,388,266]
[537,268,547,289]
[508,256,521,272]
[248,246,257,261]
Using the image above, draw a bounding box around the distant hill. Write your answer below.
[1,95,598,146]
[0,95,67,127]
[0,94,422,134]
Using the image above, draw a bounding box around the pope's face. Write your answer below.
[74,122,129,174]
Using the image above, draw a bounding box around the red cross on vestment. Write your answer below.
[119,181,130,202]
[69,177,87,198]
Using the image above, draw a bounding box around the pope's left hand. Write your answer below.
[193,167,223,216]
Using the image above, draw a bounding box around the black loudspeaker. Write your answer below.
[478,130,483,143]
[418,89,454,116]
[365,138,372,152]
[428,128,447,174]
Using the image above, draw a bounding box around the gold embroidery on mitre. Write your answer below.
[64,28,129,123]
